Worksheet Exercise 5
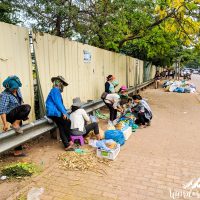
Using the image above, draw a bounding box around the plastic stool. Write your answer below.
[70,135,84,146]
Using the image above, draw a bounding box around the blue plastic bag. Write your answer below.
[174,87,184,93]
[104,130,125,146]
[96,139,115,152]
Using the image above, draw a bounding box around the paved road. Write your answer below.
[3,75,200,200]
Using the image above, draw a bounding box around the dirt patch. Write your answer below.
[0,110,109,200]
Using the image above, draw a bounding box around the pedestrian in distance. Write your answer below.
[154,71,161,89]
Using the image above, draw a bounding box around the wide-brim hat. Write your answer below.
[72,97,85,107]
[51,76,68,86]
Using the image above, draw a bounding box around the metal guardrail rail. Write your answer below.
[0,79,154,154]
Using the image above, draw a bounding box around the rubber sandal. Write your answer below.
[65,148,75,151]
[14,153,27,157]
[11,126,23,134]
[147,122,151,126]
[139,125,146,129]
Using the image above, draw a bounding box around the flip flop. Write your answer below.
[14,153,27,157]
[10,126,23,134]
[65,147,75,151]
[139,125,146,129]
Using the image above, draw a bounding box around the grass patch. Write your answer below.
[1,162,40,178]
[17,194,27,200]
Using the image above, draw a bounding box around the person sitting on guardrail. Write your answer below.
[69,97,101,140]
[105,75,118,93]
[46,76,74,151]
[131,95,152,128]
[0,75,31,156]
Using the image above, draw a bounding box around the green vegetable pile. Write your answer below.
[1,162,39,178]
[95,110,109,120]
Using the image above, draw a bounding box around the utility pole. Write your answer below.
[135,59,139,94]
[178,60,180,81]
[175,57,181,80]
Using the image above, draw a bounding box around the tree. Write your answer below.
[116,0,200,48]
[11,0,200,66]
[14,0,79,37]
[181,47,200,68]
[0,0,19,24]
[75,0,200,51]
[121,27,183,66]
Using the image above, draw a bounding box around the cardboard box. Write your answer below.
[121,125,132,140]
[96,144,120,160]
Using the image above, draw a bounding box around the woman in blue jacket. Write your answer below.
[46,76,73,151]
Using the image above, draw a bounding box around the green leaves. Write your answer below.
[1,0,199,67]
[1,162,40,178]
[0,0,19,24]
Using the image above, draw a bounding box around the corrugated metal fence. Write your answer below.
[0,22,157,130]
[33,32,155,107]
[0,22,35,129]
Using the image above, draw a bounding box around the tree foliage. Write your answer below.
[6,0,200,66]
[121,27,184,66]
[0,0,19,24]
[13,0,79,37]
[181,47,200,68]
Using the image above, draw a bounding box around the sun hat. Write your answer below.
[51,76,68,86]
[72,97,85,107]
[121,85,127,91]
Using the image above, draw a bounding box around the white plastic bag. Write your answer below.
[89,115,99,123]
[27,187,44,200]
[89,139,98,147]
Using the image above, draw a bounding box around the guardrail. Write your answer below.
[0,79,154,154]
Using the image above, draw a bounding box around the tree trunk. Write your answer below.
[55,15,62,36]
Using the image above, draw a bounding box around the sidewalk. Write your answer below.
[3,76,200,200]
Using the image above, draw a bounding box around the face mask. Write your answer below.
[53,80,64,92]
[8,88,17,92]
[59,83,64,93]
[112,80,119,87]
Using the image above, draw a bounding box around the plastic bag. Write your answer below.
[89,139,116,151]
[27,187,44,200]
[132,124,139,129]
[104,130,125,146]
[184,87,191,93]
[174,87,184,93]
[89,115,98,123]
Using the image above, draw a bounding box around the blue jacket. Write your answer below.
[45,87,69,118]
